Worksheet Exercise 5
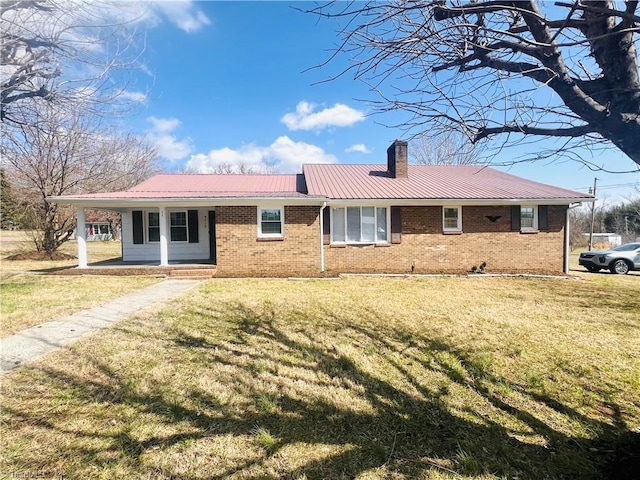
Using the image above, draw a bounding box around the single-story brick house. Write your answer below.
[49,140,593,276]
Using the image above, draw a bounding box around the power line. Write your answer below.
[571,182,639,192]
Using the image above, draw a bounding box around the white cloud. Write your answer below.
[345,143,372,154]
[146,116,192,161]
[281,101,365,131]
[120,90,147,103]
[152,1,211,33]
[186,136,337,173]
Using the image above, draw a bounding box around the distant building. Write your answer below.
[76,211,116,241]
[584,233,622,247]
[83,222,114,241]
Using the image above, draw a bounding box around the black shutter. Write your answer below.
[132,210,144,244]
[538,205,549,231]
[188,210,199,243]
[510,205,521,231]
[391,206,402,244]
[323,207,331,245]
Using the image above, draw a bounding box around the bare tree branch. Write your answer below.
[307,1,640,168]
[410,130,484,165]
[0,103,160,254]
[0,0,148,124]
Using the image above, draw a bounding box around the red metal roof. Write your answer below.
[59,174,309,199]
[303,164,591,200]
[130,174,302,194]
[50,166,592,203]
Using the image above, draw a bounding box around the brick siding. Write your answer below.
[325,205,567,274]
[215,205,567,276]
[215,206,320,277]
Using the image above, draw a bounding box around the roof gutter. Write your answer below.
[47,196,594,208]
[46,196,328,208]
[318,197,594,207]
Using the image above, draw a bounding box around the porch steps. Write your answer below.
[169,268,217,279]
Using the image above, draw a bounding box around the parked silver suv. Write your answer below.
[579,243,640,274]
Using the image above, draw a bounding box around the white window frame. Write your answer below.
[169,210,188,243]
[442,206,462,232]
[257,206,284,238]
[520,205,538,231]
[331,206,390,245]
[147,211,160,243]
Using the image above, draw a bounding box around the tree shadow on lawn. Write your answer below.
[3,300,638,479]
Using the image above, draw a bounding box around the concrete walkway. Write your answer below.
[0,279,203,375]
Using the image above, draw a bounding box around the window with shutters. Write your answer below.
[170,211,188,242]
[331,206,388,244]
[520,206,538,231]
[132,209,200,244]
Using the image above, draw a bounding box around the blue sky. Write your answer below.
[126,1,639,204]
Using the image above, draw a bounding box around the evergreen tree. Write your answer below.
[0,169,17,229]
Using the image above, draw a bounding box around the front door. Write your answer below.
[208,210,217,264]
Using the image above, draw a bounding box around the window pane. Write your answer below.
[171,227,187,242]
[261,221,282,234]
[444,207,459,229]
[148,227,160,242]
[148,212,160,242]
[171,212,186,227]
[333,208,345,242]
[361,207,375,242]
[261,209,281,222]
[347,207,361,242]
[521,207,534,228]
[260,208,282,235]
[376,207,387,242]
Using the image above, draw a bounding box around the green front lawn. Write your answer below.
[1,275,638,479]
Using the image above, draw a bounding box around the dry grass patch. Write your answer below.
[0,273,161,336]
[1,275,639,479]
[1,230,122,271]
[0,230,160,336]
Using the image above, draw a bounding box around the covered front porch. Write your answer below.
[74,204,217,269]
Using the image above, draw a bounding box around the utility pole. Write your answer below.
[625,216,629,236]
[588,178,598,251]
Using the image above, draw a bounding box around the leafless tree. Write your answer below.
[410,131,483,165]
[0,103,160,255]
[308,1,640,169]
[210,161,276,174]
[1,0,147,124]
[569,205,590,249]
[604,197,640,241]
[182,161,276,174]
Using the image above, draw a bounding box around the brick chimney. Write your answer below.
[387,139,408,178]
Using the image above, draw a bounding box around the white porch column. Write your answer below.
[76,206,88,268]
[158,205,169,266]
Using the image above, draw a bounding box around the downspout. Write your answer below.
[565,203,582,274]
[320,202,327,272]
